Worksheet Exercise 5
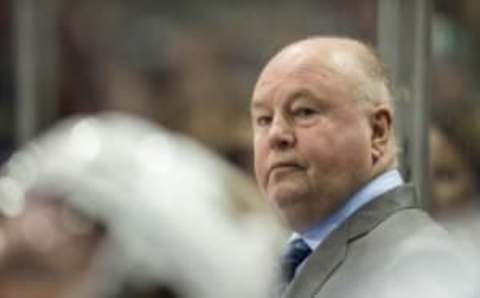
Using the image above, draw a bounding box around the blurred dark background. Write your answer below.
[1,0,479,187]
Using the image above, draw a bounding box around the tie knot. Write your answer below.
[281,238,312,283]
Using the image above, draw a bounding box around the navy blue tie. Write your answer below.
[281,238,312,283]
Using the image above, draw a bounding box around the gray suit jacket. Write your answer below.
[282,185,474,298]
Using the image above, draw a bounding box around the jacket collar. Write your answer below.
[282,184,418,298]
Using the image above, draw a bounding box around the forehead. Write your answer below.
[252,48,352,107]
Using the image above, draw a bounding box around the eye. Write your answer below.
[255,115,272,127]
[293,107,316,119]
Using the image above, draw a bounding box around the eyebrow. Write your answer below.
[250,88,317,109]
[250,100,268,110]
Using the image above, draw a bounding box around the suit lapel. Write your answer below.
[347,184,417,241]
[281,184,418,298]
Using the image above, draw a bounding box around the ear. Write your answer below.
[369,105,393,165]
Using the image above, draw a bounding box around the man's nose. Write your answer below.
[268,116,295,150]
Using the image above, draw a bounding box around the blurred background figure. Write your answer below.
[0,112,284,298]
[427,8,480,279]
[429,6,480,215]
[429,102,480,284]
[430,11,480,216]
[429,123,478,215]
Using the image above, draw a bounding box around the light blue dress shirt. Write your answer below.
[290,169,404,253]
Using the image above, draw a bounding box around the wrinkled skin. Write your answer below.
[251,38,393,232]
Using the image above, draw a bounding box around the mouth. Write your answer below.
[267,162,304,182]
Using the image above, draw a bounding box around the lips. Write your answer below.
[267,161,304,182]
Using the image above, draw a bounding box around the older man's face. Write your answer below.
[251,45,375,232]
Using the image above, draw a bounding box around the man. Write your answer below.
[251,37,474,298]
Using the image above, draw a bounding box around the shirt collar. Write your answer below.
[290,169,404,250]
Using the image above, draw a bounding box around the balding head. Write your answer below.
[258,36,393,109]
[255,36,397,165]
[251,36,397,231]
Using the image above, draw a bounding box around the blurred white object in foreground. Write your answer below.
[0,112,284,298]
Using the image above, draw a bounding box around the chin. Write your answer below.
[267,177,309,202]
[272,192,333,232]
[280,203,317,233]
[268,185,309,210]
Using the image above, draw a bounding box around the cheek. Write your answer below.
[300,128,371,173]
[338,121,372,160]
[297,129,340,167]
[344,135,371,159]
[253,137,268,187]
[302,144,334,169]
[253,155,263,186]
